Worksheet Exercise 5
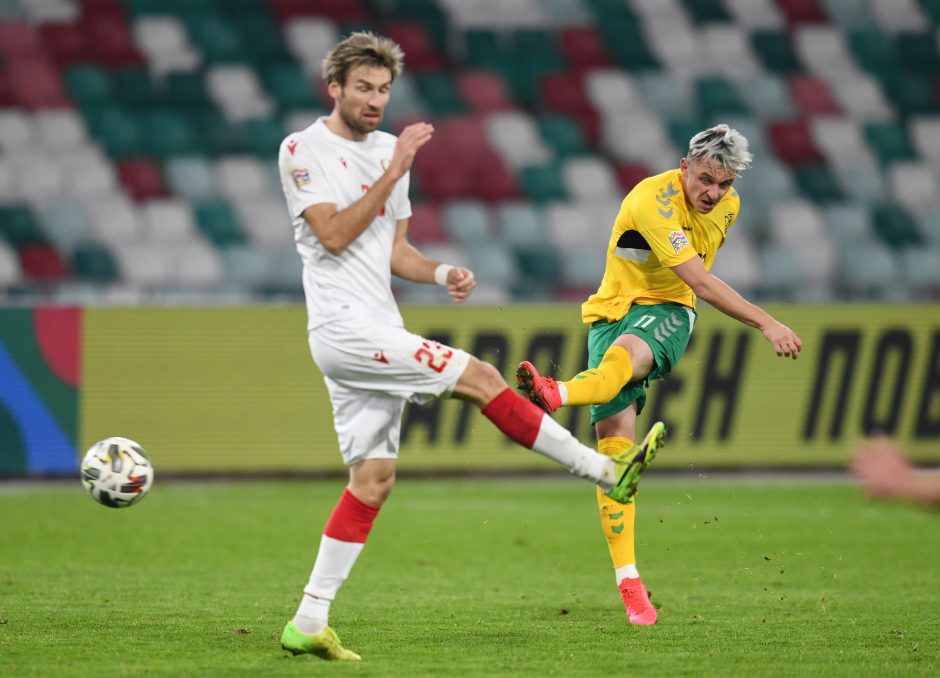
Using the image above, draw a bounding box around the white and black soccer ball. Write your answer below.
[80,437,154,508]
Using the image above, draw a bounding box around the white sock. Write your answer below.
[558,382,569,405]
[293,535,365,635]
[531,414,616,489]
[616,563,640,584]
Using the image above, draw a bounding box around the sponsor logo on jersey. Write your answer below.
[340,156,348,169]
[372,350,389,364]
[668,230,690,254]
[292,168,311,189]
[287,138,298,155]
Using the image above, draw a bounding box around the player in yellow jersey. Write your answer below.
[517,124,803,625]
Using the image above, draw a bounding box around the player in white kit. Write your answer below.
[276,32,666,661]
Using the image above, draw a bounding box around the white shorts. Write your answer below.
[308,318,471,465]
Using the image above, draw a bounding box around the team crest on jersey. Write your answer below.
[292,168,311,189]
[668,230,690,254]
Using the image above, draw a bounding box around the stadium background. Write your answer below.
[0,0,938,476]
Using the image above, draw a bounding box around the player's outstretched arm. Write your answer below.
[390,219,476,303]
[302,123,435,256]
[671,256,802,359]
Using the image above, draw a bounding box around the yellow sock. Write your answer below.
[563,345,633,406]
[596,437,636,569]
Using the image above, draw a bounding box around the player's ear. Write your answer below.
[327,79,342,101]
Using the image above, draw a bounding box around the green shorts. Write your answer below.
[588,302,696,424]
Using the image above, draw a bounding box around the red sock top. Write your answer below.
[323,488,381,543]
[481,387,544,449]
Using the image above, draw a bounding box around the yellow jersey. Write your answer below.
[581,168,740,324]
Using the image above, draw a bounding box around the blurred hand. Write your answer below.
[851,436,914,500]
[387,122,434,179]
[446,267,475,304]
[761,320,803,359]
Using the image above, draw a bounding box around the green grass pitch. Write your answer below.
[1,476,938,677]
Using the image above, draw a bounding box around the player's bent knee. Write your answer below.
[453,357,507,406]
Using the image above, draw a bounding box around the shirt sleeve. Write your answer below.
[631,193,698,268]
[278,135,335,218]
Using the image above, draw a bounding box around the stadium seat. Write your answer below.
[18,244,69,283]
[768,120,825,165]
[519,162,567,203]
[865,122,915,164]
[0,240,21,286]
[788,76,843,116]
[466,242,516,288]
[442,201,492,245]
[458,70,514,113]
[406,202,447,244]
[837,239,901,299]
[886,161,940,212]
[484,111,552,170]
[870,203,924,250]
[738,72,796,119]
[69,242,119,283]
[898,245,940,296]
[823,204,874,240]
[711,232,761,295]
[165,156,218,202]
[794,164,845,202]
[117,158,167,202]
[561,157,620,202]
[232,197,295,247]
[193,200,245,247]
[497,202,545,247]
[88,195,144,245]
[537,114,588,158]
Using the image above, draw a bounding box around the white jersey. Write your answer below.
[278,118,412,330]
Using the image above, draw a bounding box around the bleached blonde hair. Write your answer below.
[687,124,753,175]
[321,31,404,86]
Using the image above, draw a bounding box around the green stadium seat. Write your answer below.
[231,10,290,64]
[585,0,640,23]
[63,66,113,106]
[0,206,45,247]
[185,11,244,63]
[864,121,916,164]
[110,68,163,109]
[82,105,143,158]
[194,200,246,247]
[695,76,749,117]
[144,110,200,158]
[263,62,322,109]
[846,30,899,79]
[519,163,567,203]
[240,117,286,157]
[600,19,657,70]
[512,29,566,73]
[820,0,877,28]
[895,33,940,73]
[193,111,247,155]
[513,244,561,288]
[680,0,731,23]
[871,203,923,249]
[165,72,214,109]
[880,74,937,115]
[537,115,588,158]
[70,243,119,282]
[414,73,466,115]
[922,0,940,23]
[667,118,710,155]
[461,29,505,70]
[750,31,802,74]
[794,164,844,203]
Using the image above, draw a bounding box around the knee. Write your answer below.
[455,358,507,406]
[351,470,396,506]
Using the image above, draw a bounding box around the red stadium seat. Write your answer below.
[540,72,593,116]
[5,56,70,108]
[383,22,445,71]
[407,202,448,244]
[615,162,653,193]
[789,76,842,116]
[775,0,828,24]
[559,27,612,72]
[0,22,42,58]
[118,159,167,202]
[39,23,90,66]
[19,244,69,282]
[768,119,825,165]
[458,71,514,113]
[81,12,142,67]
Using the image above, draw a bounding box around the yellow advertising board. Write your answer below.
[80,304,940,473]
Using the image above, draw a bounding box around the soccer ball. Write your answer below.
[80,437,154,508]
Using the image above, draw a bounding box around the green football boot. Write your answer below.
[281,621,361,661]
[606,421,666,504]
